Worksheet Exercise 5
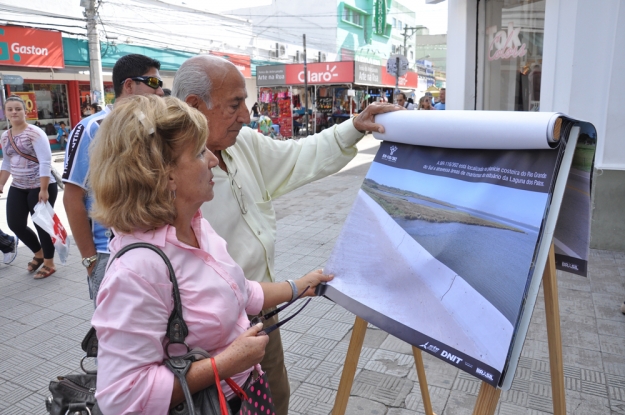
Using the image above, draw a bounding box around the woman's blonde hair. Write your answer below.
[89,95,208,233]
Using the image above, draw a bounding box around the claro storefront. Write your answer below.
[445,0,625,250]
[256,61,417,136]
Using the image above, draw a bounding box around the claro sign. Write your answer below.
[256,61,354,86]
[0,26,64,68]
[286,61,354,85]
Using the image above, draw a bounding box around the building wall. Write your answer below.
[446,0,625,251]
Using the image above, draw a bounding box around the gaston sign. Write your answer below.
[0,26,64,68]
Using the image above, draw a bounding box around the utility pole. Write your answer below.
[303,34,309,136]
[402,25,426,58]
[84,0,105,107]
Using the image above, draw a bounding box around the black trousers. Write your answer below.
[6,183,58,259]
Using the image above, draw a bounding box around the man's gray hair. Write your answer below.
[172,58,212,108]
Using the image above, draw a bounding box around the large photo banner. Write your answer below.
[319,111,596,388]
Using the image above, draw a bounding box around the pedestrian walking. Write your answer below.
[63,53,164,303]
[0,95,58,278]
[0,228,18,264]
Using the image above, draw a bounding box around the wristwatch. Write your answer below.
[82,255,98,268]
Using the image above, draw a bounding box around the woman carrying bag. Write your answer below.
[0,95,58,278]
[88,95,332,414]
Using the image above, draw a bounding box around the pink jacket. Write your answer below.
[92,210,264,415]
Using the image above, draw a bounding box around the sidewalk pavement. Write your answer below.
[1,138,624,414]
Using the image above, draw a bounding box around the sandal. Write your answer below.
[34,265,56,279]
[27,257,44,273]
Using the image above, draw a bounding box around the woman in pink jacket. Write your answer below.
[88,95,332,414]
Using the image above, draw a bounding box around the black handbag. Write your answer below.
[46,243,231,415]
[45,328,101,415]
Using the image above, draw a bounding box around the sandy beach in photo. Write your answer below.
[325,190,514,371]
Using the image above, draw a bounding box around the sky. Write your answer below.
[367,162,550,226]
[168,0,448,34]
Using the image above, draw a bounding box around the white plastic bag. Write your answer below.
[32,202,70,265]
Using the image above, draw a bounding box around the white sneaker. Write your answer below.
[3,237,18,264]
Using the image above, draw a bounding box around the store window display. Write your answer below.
[1,83,70,139]
[482,0,545,111]
[79,84,115,118]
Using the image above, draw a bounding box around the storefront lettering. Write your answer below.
[10,42,49,56]
[486,23,527,61]
[298,64,340,83]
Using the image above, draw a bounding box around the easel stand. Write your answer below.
[331,244,566,415]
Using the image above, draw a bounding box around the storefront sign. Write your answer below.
[13,92,38,120]
[209,51,251,78]
[257,65,287,86]
[486,23,527,61]
[286,61,354,85]
[355,61,418,88]
[0,74,23,85]
[374,0,387,35]
[355,62,382,85]
[0,26,64,68]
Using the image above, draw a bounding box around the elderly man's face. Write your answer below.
[197,68,250,152]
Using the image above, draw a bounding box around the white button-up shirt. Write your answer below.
[201,121,364,283]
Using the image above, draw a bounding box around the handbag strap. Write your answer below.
[7,129,39,164]
[110,242,189,346]
[210,358,230,415]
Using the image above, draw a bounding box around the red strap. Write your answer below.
[210,358,230,415]
[7,129,39,164]
[225,377,248,401]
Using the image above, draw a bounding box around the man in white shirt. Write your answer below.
[395,92,415,110]
[172,55,401,415]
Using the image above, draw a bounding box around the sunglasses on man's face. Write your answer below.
[123,76,163,89]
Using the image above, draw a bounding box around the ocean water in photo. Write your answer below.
[395,218,539,324]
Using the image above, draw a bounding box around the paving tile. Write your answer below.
[1,142,624,415]
[594,292,625,321]
[597,318,625,336]
[600,334,625,356]
[344,396,387,415]
[351,370,413,406]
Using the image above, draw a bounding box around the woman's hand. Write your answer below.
[295,269,334,298]
[39,188,49,204]
[216,323,269,379]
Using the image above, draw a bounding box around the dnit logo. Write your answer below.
[440,350,463,364]
[419,341,440,354]
[382,145,398,162]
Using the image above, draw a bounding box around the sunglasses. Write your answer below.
[250,285,311,336]
[123,76,163,89]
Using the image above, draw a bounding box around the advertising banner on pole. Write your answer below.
[374,0,387,35]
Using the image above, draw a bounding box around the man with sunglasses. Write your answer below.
[63,54,165,305]
[173,55,401,415]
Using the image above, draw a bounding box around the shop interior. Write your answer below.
[1,83,70,138]
[255,85,394,138]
